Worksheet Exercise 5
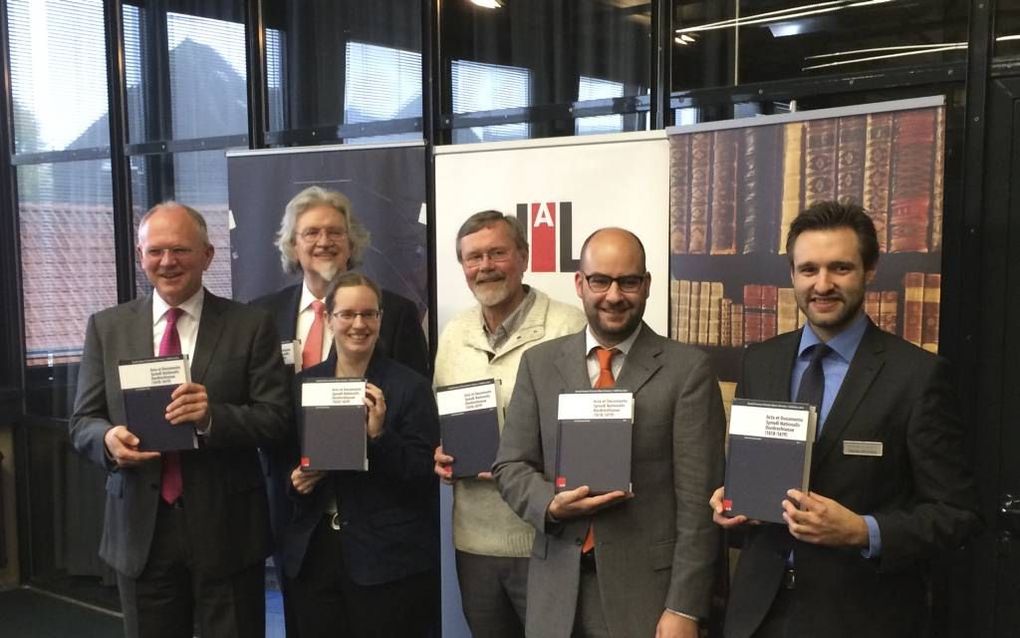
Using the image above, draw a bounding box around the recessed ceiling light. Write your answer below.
[471,0,504,8]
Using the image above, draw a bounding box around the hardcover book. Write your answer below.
[724,398,817,524]
[437,379,502,478]
[118,355,197,452]
[300,378,368,471]
[688,132,713,254]
[710,129,739,255]
[555,390,634,495]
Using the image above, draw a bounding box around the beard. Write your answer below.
[471,274,514,308]
[797,288,865,334]
[584,299,644,345]
[311,261,343,284]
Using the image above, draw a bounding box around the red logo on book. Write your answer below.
[722,498,733,511]
[516,201,580,273]
[300,456,310,468]
[555,476,567,488]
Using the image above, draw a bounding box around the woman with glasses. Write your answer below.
[279,271,439,638]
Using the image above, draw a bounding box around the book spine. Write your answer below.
[836,114,867,206]
[863,112,894,253]
[720,298,733,347]
[688,133,713,254]
[922,273,941,353]
[902,272,925,347]
[710,130,739,255]
[930,106,946,252]
[739,127,759,254]
[689,281,701,344]
[803,117,838,206]
[743,284,763,344]
[670,135,692,254]
[708,282,724,345]
[732,303,745,347]
[678,279,691,343]
[889,109,936,253]
[880,290,899,335]
[777,288,798,335]
[698,280,712,345]
[760,285,779,340]
[865,290,881,324]
[778,123,804,254]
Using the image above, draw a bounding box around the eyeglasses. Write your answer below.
[580,272,647,293]
[462,248,513,268]
[298,227,348,242]
[330,309,383,322]
[143,247,195,260]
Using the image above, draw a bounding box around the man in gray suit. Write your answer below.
[70,202,290,638]
[494,228,726,638]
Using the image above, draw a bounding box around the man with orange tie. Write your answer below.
[250,186,429,637]
[494,227,726,638]
[70,202,290,637]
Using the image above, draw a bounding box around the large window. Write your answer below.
[344,41,422,143]
[451,60,531,143]
[441,0,650,142]
[262,0,423,140]
[8,0,114,372]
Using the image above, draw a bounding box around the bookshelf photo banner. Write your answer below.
[666,96,946,385]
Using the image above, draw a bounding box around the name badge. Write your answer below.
[843,440,883,457]
[281,340,301,372]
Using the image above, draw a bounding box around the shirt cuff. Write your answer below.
[665,608,699,623]
[861,515,882,558]
[196,414,212,436]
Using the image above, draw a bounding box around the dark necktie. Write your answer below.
[795,343,831,432]
[159,307,184,504]
[582,347,618,554]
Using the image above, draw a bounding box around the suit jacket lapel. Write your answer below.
[282,283,302,340]
[553,331,590,390]
[131,296,156,358]
[811,323,886,470]
[191,290,225,384]
[615,323,662,395]
[760,330,800,401]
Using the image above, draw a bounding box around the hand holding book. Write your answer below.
[546,485,631,522]
[103,425,161,469]
[781,489,869,548]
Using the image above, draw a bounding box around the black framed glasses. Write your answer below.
[580,272,647,293]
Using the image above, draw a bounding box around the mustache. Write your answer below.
[474,272,506,284]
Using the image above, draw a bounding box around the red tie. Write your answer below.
[302,300,326,370]
[159,307,183,504]
[583,347,618,554]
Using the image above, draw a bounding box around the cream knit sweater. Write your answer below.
[435,289,585,557]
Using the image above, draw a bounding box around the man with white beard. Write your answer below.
[434,210,585,637]
[252,185,429,638]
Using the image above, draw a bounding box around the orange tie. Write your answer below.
[302,300,326,370]
[583,347,617,554]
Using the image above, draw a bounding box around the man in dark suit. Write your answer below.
[70,202,290,638]
[250,185,429,637]
[494,228,726,638]
[711,201,981,638]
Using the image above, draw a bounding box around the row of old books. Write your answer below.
[671,280,806,347]
[669,107,945,256]
[672,272,941,351]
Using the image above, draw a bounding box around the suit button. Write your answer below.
[575,538,583,546]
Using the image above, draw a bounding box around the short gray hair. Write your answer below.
[138,201,210,246]
[275,186,371,274]
[455,210,528,262]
